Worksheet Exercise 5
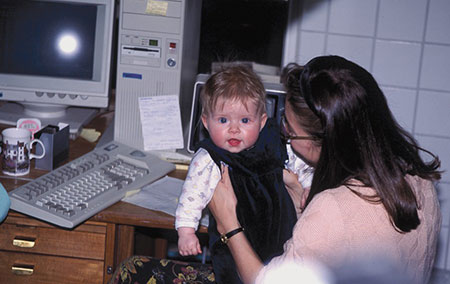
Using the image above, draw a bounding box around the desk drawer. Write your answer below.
[0,251,103,284]
[0,215,106,260]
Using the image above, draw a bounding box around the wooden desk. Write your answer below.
[0,111,193,284]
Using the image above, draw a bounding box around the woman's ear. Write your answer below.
[260,113,268,131]
[201,114,209,131]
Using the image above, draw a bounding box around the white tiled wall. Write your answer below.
[286,0,450,271]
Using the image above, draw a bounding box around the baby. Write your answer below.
[175,64,312,283]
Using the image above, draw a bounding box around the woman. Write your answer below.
[208,55,442,284]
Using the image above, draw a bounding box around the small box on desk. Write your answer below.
[35,124,70,171]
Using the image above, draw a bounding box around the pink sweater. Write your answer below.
[256,175,441,284]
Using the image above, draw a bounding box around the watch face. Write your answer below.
[220,235,228,244]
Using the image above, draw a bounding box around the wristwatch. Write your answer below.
[220,227,244,244]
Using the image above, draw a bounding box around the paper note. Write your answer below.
[138,95,184,151]
[80,128,101,143]
[122,176,209,227]
[146,0,168,16]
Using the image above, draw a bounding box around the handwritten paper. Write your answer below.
[138,95,184,151]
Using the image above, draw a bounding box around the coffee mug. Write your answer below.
[1,128,46,176]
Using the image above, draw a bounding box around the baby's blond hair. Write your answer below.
[201,64,266,117]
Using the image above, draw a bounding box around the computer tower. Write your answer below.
[114,0,202,151]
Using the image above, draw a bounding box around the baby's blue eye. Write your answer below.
[241,118,249,123]
[219,117,227,123]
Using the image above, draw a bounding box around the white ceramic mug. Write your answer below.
[1,128,46,176]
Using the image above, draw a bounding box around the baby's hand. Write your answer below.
[177,227,202,256]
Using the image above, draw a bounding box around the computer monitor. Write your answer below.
[187,73,286,154]
[0,0,115,137]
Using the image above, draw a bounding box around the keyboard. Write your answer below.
[8,141,176,228]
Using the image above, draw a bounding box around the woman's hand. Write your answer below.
[209,166,308,283]
[208,164,240,234]
[209,165,267,284]
[283,169,310,212]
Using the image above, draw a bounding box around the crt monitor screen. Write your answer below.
[0,1,97,80]
[0,0,115,136]
[187,74,286,153]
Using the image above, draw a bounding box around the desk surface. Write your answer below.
[0,109,191,232]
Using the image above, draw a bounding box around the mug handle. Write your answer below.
[29,139,46,159]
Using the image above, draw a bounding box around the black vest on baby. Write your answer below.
[197,118,298,284]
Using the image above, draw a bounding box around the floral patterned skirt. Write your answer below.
[109,256,216,284]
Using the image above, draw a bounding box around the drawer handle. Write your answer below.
[13,237,36,248]
[12,265,34,276]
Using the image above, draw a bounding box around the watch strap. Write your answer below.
[220,227,244,244]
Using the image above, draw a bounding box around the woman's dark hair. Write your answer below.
[283,55,441,233]
[281,64,323,147]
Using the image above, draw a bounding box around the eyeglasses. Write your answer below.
[281,115,317,142]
